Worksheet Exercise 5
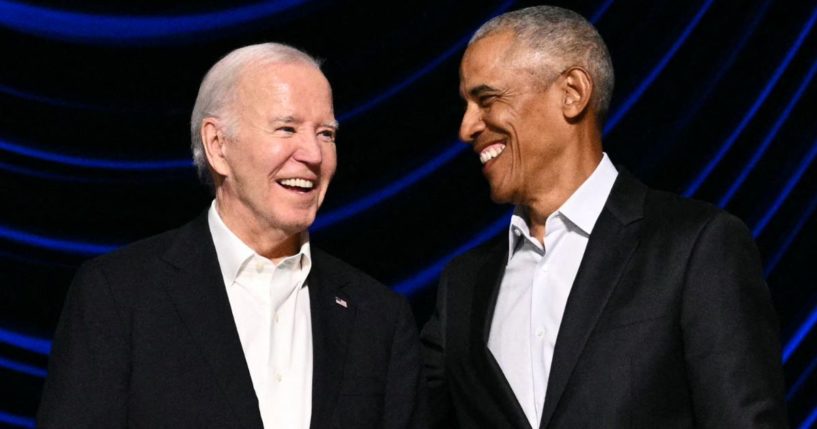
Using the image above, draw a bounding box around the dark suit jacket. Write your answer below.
[421,171,787,428]
[38,212,427,428]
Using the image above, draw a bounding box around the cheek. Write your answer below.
[489,108,522,143]
[322,145,338,179]
[484,108,507,128]
[266,145,291,165]
[254,149,294,181]
[229,152,261,183]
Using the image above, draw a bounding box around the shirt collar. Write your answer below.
[207,200,312,288]
[507,152,618,259]
[558,152,618,235]
[508,206,535,259]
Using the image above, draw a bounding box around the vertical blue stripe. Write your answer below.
[684,4,817,197]
[718,54,817,207]
[589,0,615,23]
[752,139,817,237]
[765,190,817,276]
[799,404,817,429]
[665,0,772,141]
[783,301,817,363]
[787,351,817,400]
[603,0,714,135]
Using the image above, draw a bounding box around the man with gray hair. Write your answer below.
[421,6,787,428]
[38,42,427,429]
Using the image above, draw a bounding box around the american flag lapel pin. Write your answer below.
[334,296,348,308]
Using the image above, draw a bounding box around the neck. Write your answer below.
[525,129,602,242]
[215,195,301,260]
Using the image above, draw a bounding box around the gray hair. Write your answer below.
[470,5,614,121]
[190,42,322,186]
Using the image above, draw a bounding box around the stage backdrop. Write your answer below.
[1,0,816,427]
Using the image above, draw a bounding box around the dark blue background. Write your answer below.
[1,0,816,427]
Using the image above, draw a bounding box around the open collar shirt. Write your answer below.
[487,153,618,429]
[208,201,313,429]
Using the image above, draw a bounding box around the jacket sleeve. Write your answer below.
[37,260,130,428]
[419,273,458,429]
[681,212,788,428]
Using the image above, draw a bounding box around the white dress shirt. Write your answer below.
[487,154,618,428]
[208,202,313,429]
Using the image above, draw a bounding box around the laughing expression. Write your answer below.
[214,61,337,238]
[459,31,570,206]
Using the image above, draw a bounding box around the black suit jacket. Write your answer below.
[421,171,787,428]
[38,212,427,428]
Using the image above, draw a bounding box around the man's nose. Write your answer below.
[459,104,484,143]
[294,134,323,165]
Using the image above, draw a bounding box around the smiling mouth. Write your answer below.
[277,178,316,192]
[479,143,506,164]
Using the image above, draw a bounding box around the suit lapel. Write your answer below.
[308,250,355,429]
[159,213,264,429]
[471,236,533,429]
[539,171,645,429]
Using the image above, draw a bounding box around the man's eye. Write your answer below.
[277,126,296,134]
[318,130,336,142]
[478,95,496,107]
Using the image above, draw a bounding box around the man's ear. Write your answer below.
[560,67,593,120]
[201,118,230,177]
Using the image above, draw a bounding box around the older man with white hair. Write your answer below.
[38,42,427,429]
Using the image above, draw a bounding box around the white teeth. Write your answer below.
[279,178,315,189]
[479,144,506,164]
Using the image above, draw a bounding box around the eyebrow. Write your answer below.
[467,84,499,99]
[270,116,339,130]
[270,115,299,124]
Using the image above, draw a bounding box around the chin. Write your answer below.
[274,212,316,235]
[288,218,315,234]
[488,187,513,205]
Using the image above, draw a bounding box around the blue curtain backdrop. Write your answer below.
[1,0,816,427]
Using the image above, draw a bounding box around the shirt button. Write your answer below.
[536,328,545,338]
[274,313,279,323]
[276,373,283,383]
[255,262,264,273]
[513,227,521,236]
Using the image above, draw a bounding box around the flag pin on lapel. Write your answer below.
[335,296,348,308]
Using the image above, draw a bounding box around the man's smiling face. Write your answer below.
[215,61,338,237]
[459,31,570,206]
